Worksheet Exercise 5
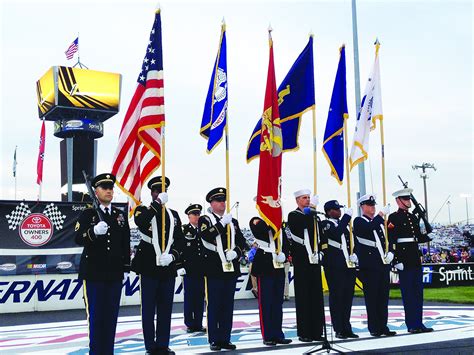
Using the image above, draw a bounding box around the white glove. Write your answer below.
[122,272,129,284]
[385,251,394,263]
[349,253,359,264]
[225,249,238,261]
[310,195,319,206]
[311,252,321,264]
[394,263,404,271]
[177,268,186,276]
[159,253,174,266]
[219,213,233,226]
[157,192,168,204]
[93,221,109,236]
[380,204,391,216]
[344,207,353,217]
[274,252,286,263]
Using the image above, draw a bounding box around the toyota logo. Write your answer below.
[32,216,42,223]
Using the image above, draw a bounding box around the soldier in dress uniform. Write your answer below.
[74,173,131,355]
[249,216,292,346]
[176,203,206,333]
[131,176,183,355]
[197,187,246,351]
[388,188,434,334]
[320,200,358,339]
[353,194,396,337]
[287,189,325,343]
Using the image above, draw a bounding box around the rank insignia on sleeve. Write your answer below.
[388,222,395,229]
[201,224,207,231]
[75,222,80,231]
[135,210,142,217]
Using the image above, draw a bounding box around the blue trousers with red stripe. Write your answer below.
[140,275,176,351]
[205,277,236,344]
[257,274,285,341]
[83,280,122,355]
[183,274,205,329]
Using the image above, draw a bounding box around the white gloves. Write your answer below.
[380,204,391,216]
[225,249,238,261]
[310,195,319,206]
[220,213,233,226]
[122,272,129,284]
[157,192,168,204]
[311,252,323,264]
[274,252,286,263]
[349,253,359,264]
[385,251,394,263]
[159,253,174,266]
[93,221,109,236]
[177,268,186,276]
[344,207,353,217]
[394,263,404,271]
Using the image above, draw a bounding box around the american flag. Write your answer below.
[64,37,79,60]
[112,10,165,208]
[37,120,46,185]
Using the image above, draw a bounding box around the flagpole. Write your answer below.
[161,125,166,251]
[14,146,17,200]
[343,115,354,256]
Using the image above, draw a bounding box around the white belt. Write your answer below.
[289,231,305,245]
[202,239,217,252]
[328,239,342,250]
[140,232,152,244]
[356,236,377,248]
[398,237,416,243]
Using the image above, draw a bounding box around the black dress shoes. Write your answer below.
[370,332,382,337]
[187,326,206,333]
[344,332,359,338]
[274,338,292,344]
[263,340,277,346]
[210,342,221,351]
[298,336,313,342]
[335,332,347,339]
[408,328,423,334]
[421,327,434,333]
[220,342,237,350]
[382,330,397,336]
[186,327,194,333]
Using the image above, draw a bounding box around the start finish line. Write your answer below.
[0,305,473,354]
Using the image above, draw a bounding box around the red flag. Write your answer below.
[112,11,165,208]
[256,32,283,237]
[37,120,46,185]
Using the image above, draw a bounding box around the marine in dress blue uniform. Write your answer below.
[388,188,434,334]
[320,200,358,339]
[131,176,183,355]
[287,190,326,343]
[176,204,206,333]
[75,173,131,355]
[353,194,396,337]
[249,217,292,346]
[198,187,247,351]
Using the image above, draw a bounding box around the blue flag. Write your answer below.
[246,37,315,162]
[200,27,228,153]
[322,46,348,185]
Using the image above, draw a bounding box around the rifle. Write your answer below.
[398,175,432,233]
[82,170,104,222]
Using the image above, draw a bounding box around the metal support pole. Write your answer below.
[447,200,451,225]
[66,137,73,202]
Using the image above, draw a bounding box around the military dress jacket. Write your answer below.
[131,201,184,279]
[197,212,246,279]
[249,220,289,277]
[353,214,389,270]
[75,206,131,281]
[287,208,327,268]
[321,214,351,270]
[388,209,431,269]
[175,223,205,276]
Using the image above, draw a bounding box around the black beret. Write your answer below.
[147,176,170,190]
[92,173,116,189]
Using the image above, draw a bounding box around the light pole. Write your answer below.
[460,194,471,225]
[412,163,436,220]
[447,200,452,225]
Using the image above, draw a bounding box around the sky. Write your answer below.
[0,0,472,227]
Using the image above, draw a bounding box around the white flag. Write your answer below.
[349,41,383,170]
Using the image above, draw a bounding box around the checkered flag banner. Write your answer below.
[43,203,67,230]
[5,202,32,230]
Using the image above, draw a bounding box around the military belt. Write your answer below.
[328,239,343,250]
[356,236,377,248]
[397,237,416,243]
[140,232,153,244]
